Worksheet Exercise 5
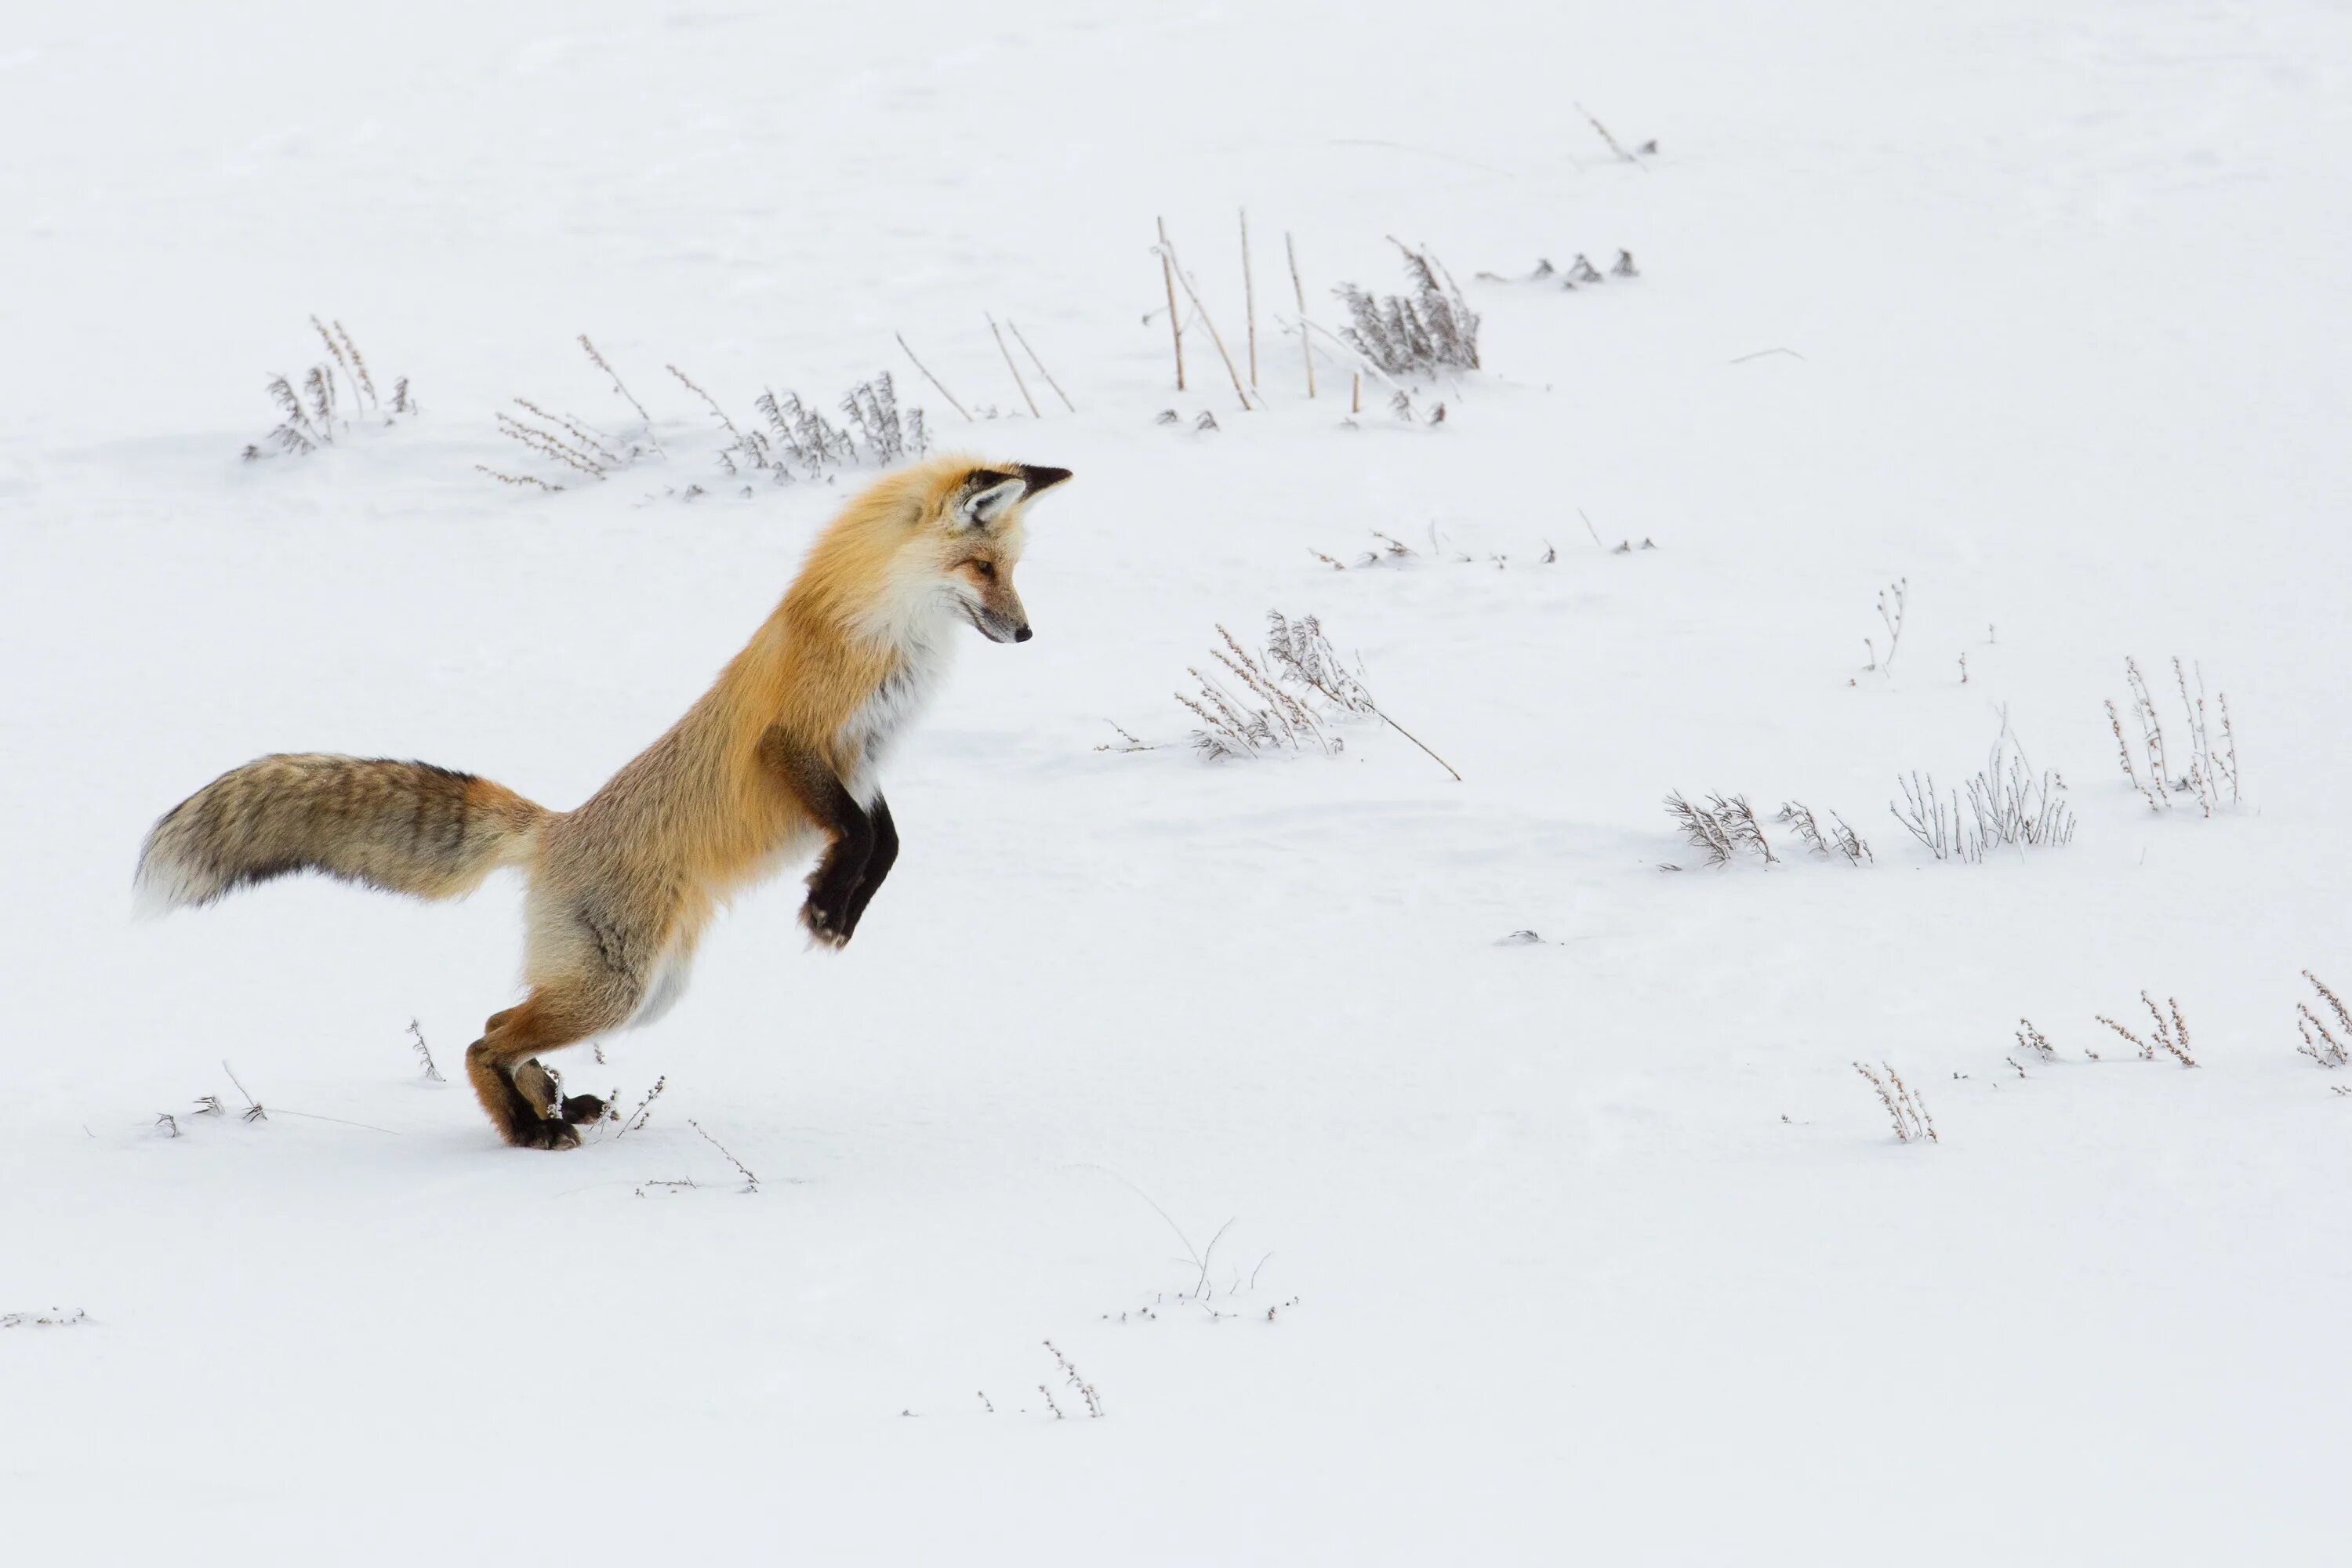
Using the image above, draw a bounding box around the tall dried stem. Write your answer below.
[1286,231,1316,398]
[1240,209,1258,394]
[1156,227,1253,412]
[1156,216,1185,392]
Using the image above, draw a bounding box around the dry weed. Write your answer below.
[1854,1062,1938,1143]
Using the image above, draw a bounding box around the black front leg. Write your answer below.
[838,794,899,940]
[759,727,873,949]
[802,802,875,949]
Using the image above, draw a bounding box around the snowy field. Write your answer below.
[5,0,2351,1559]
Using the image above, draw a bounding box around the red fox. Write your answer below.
[136,456,1071,1149]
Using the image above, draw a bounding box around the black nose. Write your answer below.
[1014,626,1033,643]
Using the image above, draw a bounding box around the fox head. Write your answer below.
[799,456,1074,655]
[896,458,1073,644]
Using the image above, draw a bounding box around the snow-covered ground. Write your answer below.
[6,0,2350,1559]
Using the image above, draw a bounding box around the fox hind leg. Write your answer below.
[466,986,629,1149]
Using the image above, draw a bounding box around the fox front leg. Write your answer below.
[837,793,898,941]
[800,813,873,948]
[759,726,874,949]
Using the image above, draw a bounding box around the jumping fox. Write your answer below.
[136,456,1071,1149]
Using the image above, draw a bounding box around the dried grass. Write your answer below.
[1861,578,1907,674]
[1854,1062,1937,1143]
[612,1075,667,1137]
[1043,1340,1105,1419]
[486,335,924,493]
[2096,992,2197,1068]
[2107,657,2238,815]
[579,334,660,452]
[1,1308,89,1330]
[1891,724,2074,864]
[408,1019,443,1083]
[2296,971,2350,1068]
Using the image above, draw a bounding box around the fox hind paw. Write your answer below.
[559,1093,607,1125]
[507,1116,582,1151]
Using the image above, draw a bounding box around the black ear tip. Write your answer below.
[1015,464,1073,494]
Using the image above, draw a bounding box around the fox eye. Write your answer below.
[971,560,996,580]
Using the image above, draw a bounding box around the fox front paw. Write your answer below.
[800,893,853,949]
[559,1093,607,1125]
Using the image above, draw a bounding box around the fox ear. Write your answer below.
[960,472,1027,528]
[1014,464,1073,497]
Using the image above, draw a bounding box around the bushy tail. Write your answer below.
[136,753,551,914]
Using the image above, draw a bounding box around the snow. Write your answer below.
[5,0,2351,1559]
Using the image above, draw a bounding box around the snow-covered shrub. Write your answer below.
[1660,793,1870,867]
[244,318,414,459]
[1473,250,1638,289]
[1778,800,1872,864]
[1334,240,1479,377]
[748,372,927,481]
[1178,622,1342,761]
[1665,792,1777,866]
[1145,612,1458,778]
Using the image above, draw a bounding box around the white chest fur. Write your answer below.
[839,630,955,803]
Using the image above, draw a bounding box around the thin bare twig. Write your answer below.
[666,365,750,459]
[1007,321,1075,412]
[1575,100,1646,169]
[687,1118,760,1192]
[985,314,1040,418]
[894,332,972,421]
